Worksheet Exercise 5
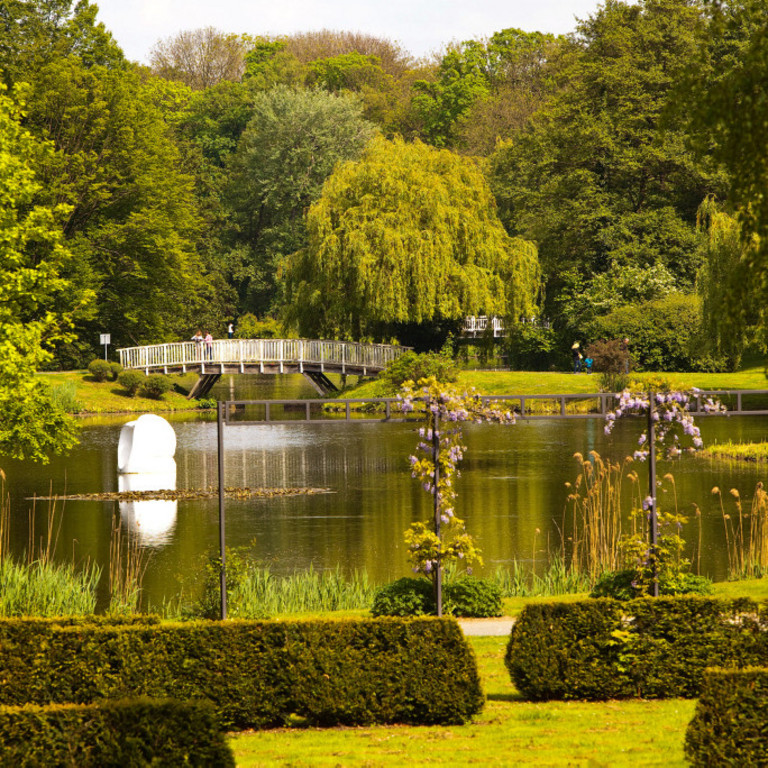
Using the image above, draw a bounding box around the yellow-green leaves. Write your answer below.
[285,136,539,339]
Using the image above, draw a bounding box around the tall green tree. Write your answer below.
[490,0,725,333]
[684,0,768,342]
[0,86,79,460]
[284,136,540,341]
[24,59,212,355]
[223,86,378,316]
[0,0,123,86]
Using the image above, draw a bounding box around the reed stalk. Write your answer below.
[108,513,149,615]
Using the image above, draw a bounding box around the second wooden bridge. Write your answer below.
[118,339,410,398]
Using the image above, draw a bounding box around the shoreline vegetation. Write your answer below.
[39,362,768,416]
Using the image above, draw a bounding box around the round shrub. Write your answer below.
[444,576,503,617]
[87,359,112,382]
[117,370,144,397]
[108,361,123,381]
[590,569,713,600]
[139,375,173,399]
[379,351,459,393]
[371,577,435,616]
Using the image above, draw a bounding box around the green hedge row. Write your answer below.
[0,697,234,767]
[0,617,483,730]
[685,667,768,767]
[506,597,768,700]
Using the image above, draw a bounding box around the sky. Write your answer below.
[93,0,606,64]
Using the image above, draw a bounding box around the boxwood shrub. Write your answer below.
[0,617,484,729]
[684,667,768,767]
[372,576,502,618]
[0,698,234,767]
[506,597,768,701]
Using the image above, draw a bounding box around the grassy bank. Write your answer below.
[700,440,768,463]
[39,370,203,414]
[230,634,695,767]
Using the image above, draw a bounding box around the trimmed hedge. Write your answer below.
[506,597,768,701]
[0,617,484,729]
[372,576,503,617]
[0,697,234,767]
[685,667,768,767]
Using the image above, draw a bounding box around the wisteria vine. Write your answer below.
[604,389,726,462]
[399,377,515,578]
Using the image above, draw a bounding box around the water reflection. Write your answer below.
[1,390,767,607]
[117,472,177,547]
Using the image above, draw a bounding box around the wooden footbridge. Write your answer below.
[118,339,410,398]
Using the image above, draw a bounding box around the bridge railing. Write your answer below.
[118,339,410,372]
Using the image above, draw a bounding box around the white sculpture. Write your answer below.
[117,414,176,475]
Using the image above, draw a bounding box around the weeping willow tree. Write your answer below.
[696,197,760,369]
[283,136,540,339]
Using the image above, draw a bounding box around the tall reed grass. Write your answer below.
[713,483,768,579]
[108,513,149,615]
[562,451,638,581]
[490,557,592,597]
[0,472,100,616]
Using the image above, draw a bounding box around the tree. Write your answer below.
[24,59,213,355]
[490,0,726,335]
[223,86,378,316]
[695,197,757,368]
[284,136,540,340]
[0,85,79,460]
[0,0,123,86]
[149,27,251,90]
[684,0,768,338]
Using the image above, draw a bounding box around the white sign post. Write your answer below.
[100,333,111,361]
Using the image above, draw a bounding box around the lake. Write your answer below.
[2,375,768,608]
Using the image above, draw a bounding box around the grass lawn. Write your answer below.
[229,634,695,767]
[342,362,768,400]
[229,579,768,766]
[39,370,203,414]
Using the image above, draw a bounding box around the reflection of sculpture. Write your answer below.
[118,414,176,475]
[118,415,177,545]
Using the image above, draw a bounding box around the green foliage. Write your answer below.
[379,351,459,392]
[590,570,712,601]
[0,697,235,767]
[590,294,723,372]
[371,577,435,617]
[443,576,503,618]
[490,0,725,332]
[224,85,377,316]
[0,85,79,462]
[684,0,768,294]
[24,59,213,353]
[87,359,111,382]
[46,379,81,413]
[685,667,768,767]
[0,558,100,616]
[504,323,560,371]
[0,617,485,728]
[372,576,502,618]
[695,197,756,370]
[117,370,144,397]
[108,361,122,380]
[286,136,539,339]
[506,597,768,701]
[233,313,283,339]
[0,0,124,87]
[139,375,173,399]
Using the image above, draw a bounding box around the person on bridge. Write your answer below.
[204,331,213,360]
[191,330,203,359]
[227,322,234,339]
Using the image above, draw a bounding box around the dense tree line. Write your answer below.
[1,0,767,458]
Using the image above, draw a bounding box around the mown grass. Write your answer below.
[38,370,202,413]
[229,634,696,767]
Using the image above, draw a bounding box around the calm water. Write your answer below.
[2,375,768,607]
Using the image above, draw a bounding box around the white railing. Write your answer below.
[462,316,505,337]
[118,339,410,372]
